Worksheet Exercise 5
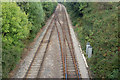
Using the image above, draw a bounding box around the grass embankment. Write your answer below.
[2,2,57,78]
[64,2,118,79]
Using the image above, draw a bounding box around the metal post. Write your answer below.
[86,42,90,55]
[88,46,92,58]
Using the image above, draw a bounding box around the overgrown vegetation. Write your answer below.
[42,2,57,20]
[0,2,2,79]
[64,2,118,79]
[2,2,57,78]
[2,3,31,77]
[17,2,57,40]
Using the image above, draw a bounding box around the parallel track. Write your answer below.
[24,4,81,79]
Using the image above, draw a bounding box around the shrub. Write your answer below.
[42,2,57,19]
[2,2,31,78]
[17,2,45,40]
[2,2,57,78]
[64,2,118,78]
[17,2,57,40]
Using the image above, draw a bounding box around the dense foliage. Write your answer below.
[0,2,2,79]
[25,2,45,39]
[2,2,31,77]
[17,2,57,40]
[64,2,118,78]
[42,2,57,19]
[2,2,57,78]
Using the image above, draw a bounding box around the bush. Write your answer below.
[64,2,118,78]
[17,2,45,40]
[28,2,45,39]
[2,2,57,78]
[2,2,31,78]
[42,2,57,19]
[17,2,57,40]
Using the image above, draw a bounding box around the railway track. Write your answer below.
[23,4,81,78]
[24,10,56,78]
[55,4,81,78]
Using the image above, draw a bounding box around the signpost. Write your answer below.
[86,42,92,58]
[88,46,92,58]
[86,42,90,55]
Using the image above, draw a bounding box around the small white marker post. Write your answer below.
[88,46,92,58]
[86,42,90,55]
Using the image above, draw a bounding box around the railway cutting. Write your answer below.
[13,4,89,79]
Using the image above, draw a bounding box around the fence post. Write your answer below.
[86,42,90,55]
[88,46,92,58]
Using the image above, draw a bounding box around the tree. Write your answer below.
[2,2,31,77]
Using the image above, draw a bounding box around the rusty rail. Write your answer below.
[63,6,81,78]
[56,4,81,78]
[24,4,81,79]
[37,20,55,77]
[54,18,66,78]
[24,12,56,78]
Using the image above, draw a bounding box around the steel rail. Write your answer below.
[24,12,56,78]
[63,6,81,78]
[58,6,68,79]
[55,7,67,78]
[62,9,68,79]
[56,10,72,79]
[57,5,81,78]
[56,7,72,79]
[37,20,55,78]
[54,17,66,78]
